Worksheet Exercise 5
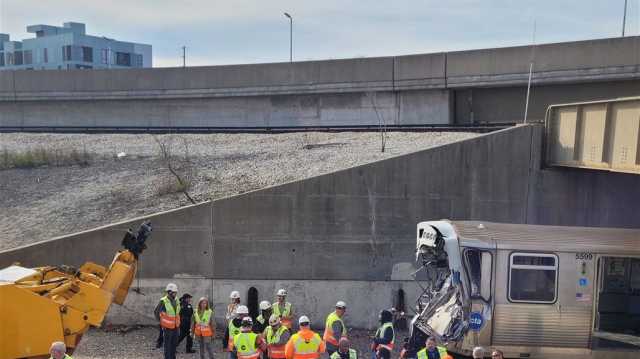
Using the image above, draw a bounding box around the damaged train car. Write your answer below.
[407,220,640,359]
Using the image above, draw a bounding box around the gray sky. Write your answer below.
[0,0,638,67]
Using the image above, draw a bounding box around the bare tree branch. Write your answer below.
[153,135,196,204]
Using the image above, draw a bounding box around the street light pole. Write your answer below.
[622,0,628,37]
[284,12,292,62]
[182,46,186,67]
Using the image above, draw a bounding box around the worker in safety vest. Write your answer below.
[323,301,348,355]
[273,288,294,329]
[265,314,291,359]
[284,315,325,359]
[255,300,273,334]
[49,341,72,359]
[227,291,242,322]
[330,338,357,359]
[192,297,215,359]
[154,283,181,359]
[416,337,452,359]
[371,310,394,359]
[226,305,250,358]
[231,317,267,359]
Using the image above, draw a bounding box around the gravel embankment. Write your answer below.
[73,326,408,359]
[0,132,477,250]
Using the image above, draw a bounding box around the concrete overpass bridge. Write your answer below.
[0,36,639,129]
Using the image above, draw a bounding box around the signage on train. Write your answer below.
[468,312,484,331]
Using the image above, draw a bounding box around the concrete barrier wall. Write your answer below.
[453,80,640,124]
[0,89,451,127]
[0,37,638,127]
[1,37,638,99]
[3,125,640,327]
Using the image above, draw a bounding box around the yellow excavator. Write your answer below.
[0,221,152,359]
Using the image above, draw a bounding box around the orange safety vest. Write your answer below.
[194,309,214,337]
[160,296,181,329]
[323,312,346,346]
[266,325,289,359]
[289,331,323,359]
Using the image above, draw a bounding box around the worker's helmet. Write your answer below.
[335,301,347,309]
[298,315,310,326]
[259,300,272,310]
[236,305,249,315]
[230,290,240,299]
[269,314,281,326]
[241,316,253,327]
[277,288,287,296]
[166,283,178,292]
[379,309,393,323]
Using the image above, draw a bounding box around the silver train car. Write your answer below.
[410,220,640,359]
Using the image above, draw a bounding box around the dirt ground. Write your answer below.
[0,131,477,251]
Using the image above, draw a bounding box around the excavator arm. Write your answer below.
[0,221,152,359]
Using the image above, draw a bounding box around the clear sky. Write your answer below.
[0,0,638,67]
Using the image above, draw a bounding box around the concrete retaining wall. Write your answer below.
[0,36,638,127]
[0,90,451,127]
[3,125,640,328]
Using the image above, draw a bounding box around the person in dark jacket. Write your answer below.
[254,301,273,334]
[371,310,394,359]
[177,293,196,353]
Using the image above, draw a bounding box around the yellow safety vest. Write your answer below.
[374,322,395,351]
[330,349,357,359]
[323,311,346,345]
[416,346,448,359]
[266,325,288,345]
[194,309,214,336]
[291,332,322,359]
[160,296,181,329]
[272,302,292,317]
[234,332,260,359]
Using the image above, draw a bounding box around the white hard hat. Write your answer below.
[336,301,347,308]
[269,314,280,326]
[277,288,287,296]
[260,300,272,310]
[236,305,249,315]
[230,290,240,299]
[298,315,310,325]
[166,283,178,292]
[241,316,253,326]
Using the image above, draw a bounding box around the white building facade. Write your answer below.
[0,22,152,70]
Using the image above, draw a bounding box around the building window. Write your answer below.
[101,49,109,64]
[116,52,131,66]
[43,48,48,63]
[62,45,72,61]
[82,46,93,62]
[508,253,558,303]
[0,52,4,66]
[14,51,23,65]
[134,54,143,68]
[6,52,14,65]
[24,50,33,65]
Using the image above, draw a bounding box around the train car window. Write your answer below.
[464,249,492,302]
[508,252,558,303]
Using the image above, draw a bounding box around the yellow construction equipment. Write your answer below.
[0,221,152,359]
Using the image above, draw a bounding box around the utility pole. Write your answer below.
[182,46,186,67]
[622,0,628,36]
[524,20,536,124]
[284,12,293,62]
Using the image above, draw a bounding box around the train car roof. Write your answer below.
[451,221,640,254]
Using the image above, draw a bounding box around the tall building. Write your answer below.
[0,22,152,70]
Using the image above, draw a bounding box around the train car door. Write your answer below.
[592,255,640,352]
